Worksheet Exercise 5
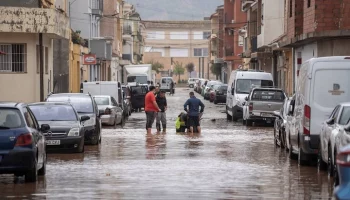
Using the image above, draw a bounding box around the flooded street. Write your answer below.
[0,88,334,199]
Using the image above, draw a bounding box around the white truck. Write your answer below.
[123,64,154,85]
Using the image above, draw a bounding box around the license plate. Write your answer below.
[261,113,273,117]
[46,140,60,145]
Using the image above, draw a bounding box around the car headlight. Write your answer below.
[84,117,96,126]
[67,128,80,137]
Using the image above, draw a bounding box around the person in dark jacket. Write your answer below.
[156,90,167,132]
[184,92,205,134]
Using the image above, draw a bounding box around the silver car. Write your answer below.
[93,95,124,128]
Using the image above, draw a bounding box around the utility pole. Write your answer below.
[39,0,44,101]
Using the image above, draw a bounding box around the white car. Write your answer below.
[188,78,199,88]
[288,56,350,166]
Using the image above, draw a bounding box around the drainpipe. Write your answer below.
[39,0,44,101]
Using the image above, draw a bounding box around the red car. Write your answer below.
[209,84,228,104]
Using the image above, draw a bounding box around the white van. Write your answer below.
[226,70,273,121]
[288,56,350,165]
[160,77,174,92]
[83,81,123,107]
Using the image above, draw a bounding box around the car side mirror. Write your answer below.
[326,118,335,125]
[40,124,50,132]
[81,115,90,122]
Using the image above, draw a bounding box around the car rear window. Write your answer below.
[47,96,94,113]
[0,108,25,128]
[30,105,78,121]
[251,90,285,102]
[94,97,110,105]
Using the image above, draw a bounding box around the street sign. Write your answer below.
[83,54,97,65]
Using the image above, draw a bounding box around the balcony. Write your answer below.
[91,0,103,16]
[0,6,69,39]
[241,0,256,12]
[90,37,113,60]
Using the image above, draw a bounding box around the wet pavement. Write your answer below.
[0,88,335,199]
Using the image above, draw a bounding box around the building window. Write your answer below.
[193,31,211,40]
[307,0,311,7]
[194,48,208,57]
[170,48,189,57]
[170,32,188,40]
[0,44,26,73]
[289,0,292,18]
[147,31,165,40]
[45,47,48,74]
[203,31,211,39]
[239,36,244,46]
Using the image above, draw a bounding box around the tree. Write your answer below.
[150,60,164,74]
[173,61,185,82]
[186,62,195,78]
[210,63,222,80]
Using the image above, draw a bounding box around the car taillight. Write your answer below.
[15,133,33,146]
[336,150,350,166]
[303,105,311,135]
[105,108,112,114]
[249,103,253,112]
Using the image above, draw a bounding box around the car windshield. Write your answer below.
[251,90,285,102]
[127,76,147,84]
[47,96,94,113]
[30,105,78,121]
[0,108,25,129]
[339,106,350,125]
[236,79,273,94]
[94,97,110,106]
[162,78,173,84]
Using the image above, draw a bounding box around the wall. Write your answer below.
[0,33,53,103]
[317,39,350,57]
[53,38,69,93]
[287,0,303,39]
[258,0,285,47]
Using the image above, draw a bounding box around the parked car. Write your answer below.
[46,93,102,145]
[273,97,292,148]
[203,81,222,100]
[209,84,228,104]
[318,103,350,178]
[29,102,89,153]
[333,144,350,200]
[122,85,132,117]
[242,88,286,126]
[288,56,350,166]
[0,102,50,182]
[188,78,199,88]
[226,70,274,121]
[93,95,125,128]
[194,79,202,93]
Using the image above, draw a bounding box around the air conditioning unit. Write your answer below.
[232,20,235,23]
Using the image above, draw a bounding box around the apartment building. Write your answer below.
[0,0,69,102]
[143,20,214,81]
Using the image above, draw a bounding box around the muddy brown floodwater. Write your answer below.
[0,88,335,200]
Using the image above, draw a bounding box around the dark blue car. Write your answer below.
[0,102,50,182]
[334,144,350,200]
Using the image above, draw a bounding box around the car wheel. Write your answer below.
[91,129,99,145]
[282,129,287,150]
[226,112,231,120]
[279,130,285,149]
[246,119,253,126]
[77,140,85,153]
[274,127,278,147]
[289,136,297,160]
[328,146,334,177]
[298,147,309,166]
[334,150,339,186]
[38,153,46,176]
[317,143,327,171]
[25,163,38,182]
[120,117,125,128]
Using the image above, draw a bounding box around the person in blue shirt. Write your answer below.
[184,91,205,134]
